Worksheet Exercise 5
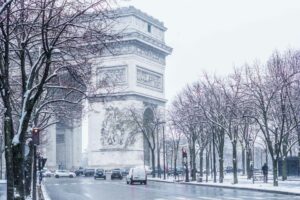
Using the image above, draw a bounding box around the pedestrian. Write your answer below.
[262,163,268,183]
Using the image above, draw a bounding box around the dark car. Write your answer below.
[167,167,184,176]
[75,167,84,176]
[121,168,130,176]
[84,168,95,177]
[94,169,106,180]
[111,169,122,180]
[225,166,242,173]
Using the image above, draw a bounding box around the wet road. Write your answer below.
[43,176,300,200]
[0,183,5,200]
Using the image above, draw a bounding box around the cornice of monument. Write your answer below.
[88,91,167,104]
[121,31,173,55]
[113,6,167,31]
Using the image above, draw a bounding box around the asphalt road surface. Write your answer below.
[43,176,300,200]
[0,183,5,200]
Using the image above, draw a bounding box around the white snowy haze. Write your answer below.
[118,0,300,102]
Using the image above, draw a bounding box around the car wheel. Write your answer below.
[130,179,133,185]
[55,175,59,178]
[144,181,147,185]
[104,177,106,180]
[69,175,74,178]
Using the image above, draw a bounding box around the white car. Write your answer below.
[42,169,53,177]
[54,170,76,178]
[126,167,147,185]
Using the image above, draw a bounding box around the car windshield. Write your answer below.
[96,169,103,172]
[112,170,120,173]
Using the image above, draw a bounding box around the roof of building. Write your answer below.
[113,6,167,31]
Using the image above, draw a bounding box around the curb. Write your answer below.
[40,183,51,200]
[148,179,300,196]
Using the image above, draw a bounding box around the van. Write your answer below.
[126,167,147,185]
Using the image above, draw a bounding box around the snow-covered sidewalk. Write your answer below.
[148,175,300,196]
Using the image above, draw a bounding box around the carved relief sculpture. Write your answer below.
[137,67,163,92]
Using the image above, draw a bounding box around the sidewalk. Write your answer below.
[148,175,300,196]
[0,180,46,200]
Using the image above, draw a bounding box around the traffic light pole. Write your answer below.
[32,145,37,200]
[185,161,189,182]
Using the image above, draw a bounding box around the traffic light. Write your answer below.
[32,128,40,145]
[38,157,47,170]
[182,148,187,158]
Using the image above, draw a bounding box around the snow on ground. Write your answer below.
[148,174,300,195]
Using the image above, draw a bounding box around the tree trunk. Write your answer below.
[13,144,25,199]
[246,148,251,179]
[25,142,33,196]
[232,142,238,184]
[272,158,279,186]
[297,126,300,176]
[199,150,203,182]
[151,149,156,178]
[282,141,288,181]
[4,117,15,200]
[282,156,287,181]
[242,147,245,176]
[218,149,224,183]
[205,148,209,182]
[191,141,196,181]
[212,138,217,183]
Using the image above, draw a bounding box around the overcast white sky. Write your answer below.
[117,0,300,103]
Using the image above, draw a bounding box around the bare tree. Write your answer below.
[124,105,165,178]
[0,0,118,198]
[243,51,300,186]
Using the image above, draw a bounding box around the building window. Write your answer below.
[56,134,65,144]
[147,24,151,33]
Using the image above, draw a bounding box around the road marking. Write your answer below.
[197,197,222,200]
[84,193,93,199]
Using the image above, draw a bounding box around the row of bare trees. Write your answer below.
[167,50,300,186]
[0,0,118,199]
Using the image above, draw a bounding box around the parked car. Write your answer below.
[111,169,123,180]
[84,168,95,177]
[54,170,76,178]
[126,167,147,185]
[121,168,130,176]
[94,169,106,180]
[75,167,85,176]
[224,166,242,173]
[41,169,53,177]
[144,165,152,175]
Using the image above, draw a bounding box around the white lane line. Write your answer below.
[197,197,222,200]
[84,193,93,199]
